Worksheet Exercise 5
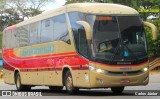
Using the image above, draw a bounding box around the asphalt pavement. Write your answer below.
[0,74,160,99]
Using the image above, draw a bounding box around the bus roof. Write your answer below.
[66,3,138,14]
[5,3,139,31]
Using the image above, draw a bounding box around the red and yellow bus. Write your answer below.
[2,3,157,94]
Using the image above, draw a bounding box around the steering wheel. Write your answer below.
[99,47,112,52]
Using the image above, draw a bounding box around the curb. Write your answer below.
[150,71,160,74]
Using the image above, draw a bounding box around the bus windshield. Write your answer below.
[90,15,147,64]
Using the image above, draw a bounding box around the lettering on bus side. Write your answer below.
[22,45,54,57]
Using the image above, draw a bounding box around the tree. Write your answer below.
[111,0,159,20]
[145,19,160,59]
[65,0,91,4]
[0,0,55,31]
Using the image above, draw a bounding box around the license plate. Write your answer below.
[120,78,130,83]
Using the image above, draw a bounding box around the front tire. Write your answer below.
[111,86,124,94]
[64,71,79,94]
[15,73,31,91]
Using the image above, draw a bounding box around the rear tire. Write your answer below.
[64,71,79,94]
[111,86,124,94]
[15,73,31,91]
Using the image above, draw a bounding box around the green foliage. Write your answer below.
[65,0,91,4]
[0,32,2,59]
[0,8,24,31]
[0,32,2,49]
[0,66,2,70]
[0,0,51,31]
[145,19,160,58]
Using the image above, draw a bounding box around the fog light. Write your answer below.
[96,78,104,84]
[143,67,148,72]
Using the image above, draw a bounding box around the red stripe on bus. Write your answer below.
[3,49,89,71]
[3,63,88,72]
[3,48,148,72]
[71,66,89,70]
[3,61,15,71]
[20,68,63,72]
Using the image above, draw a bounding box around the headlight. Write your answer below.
[143,67,148,72]
[88,65,105,74]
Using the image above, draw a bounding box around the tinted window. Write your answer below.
[53,14,69,42]
[41,18,54,43]
[30,22,38,45]
[18,25,30,47]
[4,30,11,48]
[11,29,19,48]
[87,15,147,64]
[4,29,20,48]
[4,14,70,48]
[68,12,89,58]
[2,31,6,48]
[93,16,119,54]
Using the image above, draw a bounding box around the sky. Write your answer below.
[42,0,66,11]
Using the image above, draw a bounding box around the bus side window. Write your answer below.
[30,22,38,45]
[16,25,29,47]
[11,30,16,48]
[40,18,54,43]
[2,31,6,48]
[54,14,70,44]
[77,27,89,57]
[68,12,89,58]
[5,30,11,49]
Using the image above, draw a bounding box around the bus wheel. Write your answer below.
[15,73,31,91]
[64,71,79,94]
[49,86,63,91]
[111,86,124,94]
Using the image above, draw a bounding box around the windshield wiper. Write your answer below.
[109,41,138,64]
[109,41,121,64]
[121,42,138,61]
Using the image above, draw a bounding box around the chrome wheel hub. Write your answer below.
[66,76,73,90]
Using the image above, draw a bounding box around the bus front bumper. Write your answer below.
[89,70,149,88]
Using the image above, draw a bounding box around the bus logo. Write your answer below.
[22,45,54,56]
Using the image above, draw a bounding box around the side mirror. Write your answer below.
[76,21,92,40]
[143,21,158,40]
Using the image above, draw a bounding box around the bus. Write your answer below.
[2,3,157,94]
